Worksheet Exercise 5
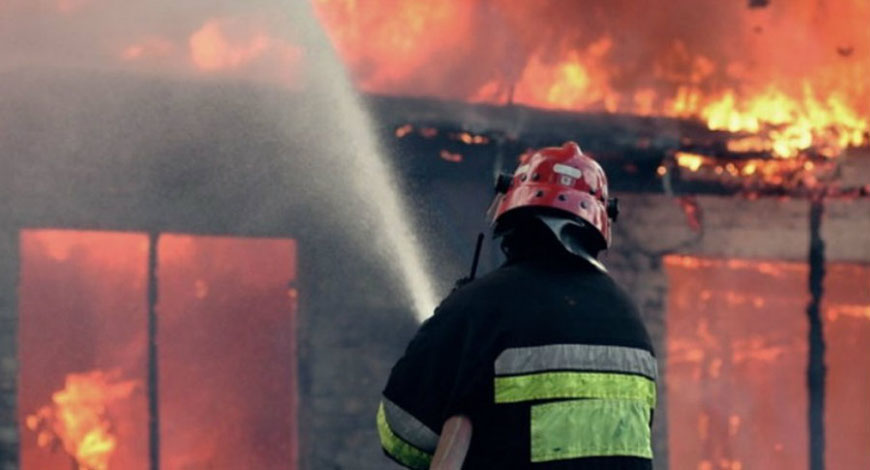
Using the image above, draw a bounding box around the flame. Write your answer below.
[26,370,139,470]
[313,0,475,94]
[313,0,870,162]
[701,85,869,158]
[439,149,463,163]
[452,132,489,145]
[182,17,305,87]
[509,38,620,112]
[671,149,839,189]
[395,124,414,138]
[16,0,870,163]
[189,19,272,71]
[676,152,709,172]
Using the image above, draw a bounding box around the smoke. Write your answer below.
[1,0,439,318]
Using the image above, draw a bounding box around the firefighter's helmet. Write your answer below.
[492,142,618,267]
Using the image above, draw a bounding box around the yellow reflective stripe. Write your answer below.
[531,399,652,461]
[382,397,439,452]
[494,372,656,407]
[376,402,433,470]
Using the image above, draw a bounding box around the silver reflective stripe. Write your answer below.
[495,344,657,379]
[382,397,440,453]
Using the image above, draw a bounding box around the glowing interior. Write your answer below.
[665,255,870,470]
[18,230,298,470]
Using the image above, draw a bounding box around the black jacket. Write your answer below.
[378,254,656,469]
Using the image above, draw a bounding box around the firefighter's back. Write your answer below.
[458,256,656,469]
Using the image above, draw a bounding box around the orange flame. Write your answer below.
[509,38,620,112]
[701,85,869,158]
[313,0,870,160]
[25,370,139,470]
[313,0,475,94]
[189,19,271,71]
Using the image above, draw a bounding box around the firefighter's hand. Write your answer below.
[430,416,472,470]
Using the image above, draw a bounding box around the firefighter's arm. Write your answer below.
[377,297,480,470]
[429,415,472,470]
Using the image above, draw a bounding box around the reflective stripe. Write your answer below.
[495,344,657,380]
[531,399,652,461]
[381,397,439,452]
[494,371,656,407]
[553,163,583,179]
[377,402,433,470]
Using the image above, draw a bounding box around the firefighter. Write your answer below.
[377,142,657,469]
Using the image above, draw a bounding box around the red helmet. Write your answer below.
[492,142,618,251]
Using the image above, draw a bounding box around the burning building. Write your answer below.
[1,1,869,469]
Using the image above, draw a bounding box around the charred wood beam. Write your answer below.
[365,95,869,198]
[1,71,866,212]
[806,198,826,470]
[147,232,161,470]
[369,95,690,192]
[0,226,19,470]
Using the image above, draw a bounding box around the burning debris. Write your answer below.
[439,149,463,163]
[315,1,870,150]
[316,0,870,202]
[378,95,869,201]
[25,370,140,470]
[663,150,838,195]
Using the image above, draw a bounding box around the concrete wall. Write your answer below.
[0,229,18,470]
[608,193,813,470]
[296,236,421,470]
[607,193,870,470]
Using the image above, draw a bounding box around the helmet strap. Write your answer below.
[534,215,608,273]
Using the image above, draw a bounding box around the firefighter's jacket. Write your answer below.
[378,255,657,469]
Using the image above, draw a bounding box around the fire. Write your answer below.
[313,0,475,94]
[189,19,271,71]
[13,0,870,163]
[701,85,869,158]
[439,149,463,163]
[25,370,139,470]
[313,0,870,161]
[676,152,709,172]
[510,38,620,112]
[670,149,839,189]
[452,132,489,145]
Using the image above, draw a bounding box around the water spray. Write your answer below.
[287,0,437,320]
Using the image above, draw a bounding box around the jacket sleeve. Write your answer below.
[376,297,490,469]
